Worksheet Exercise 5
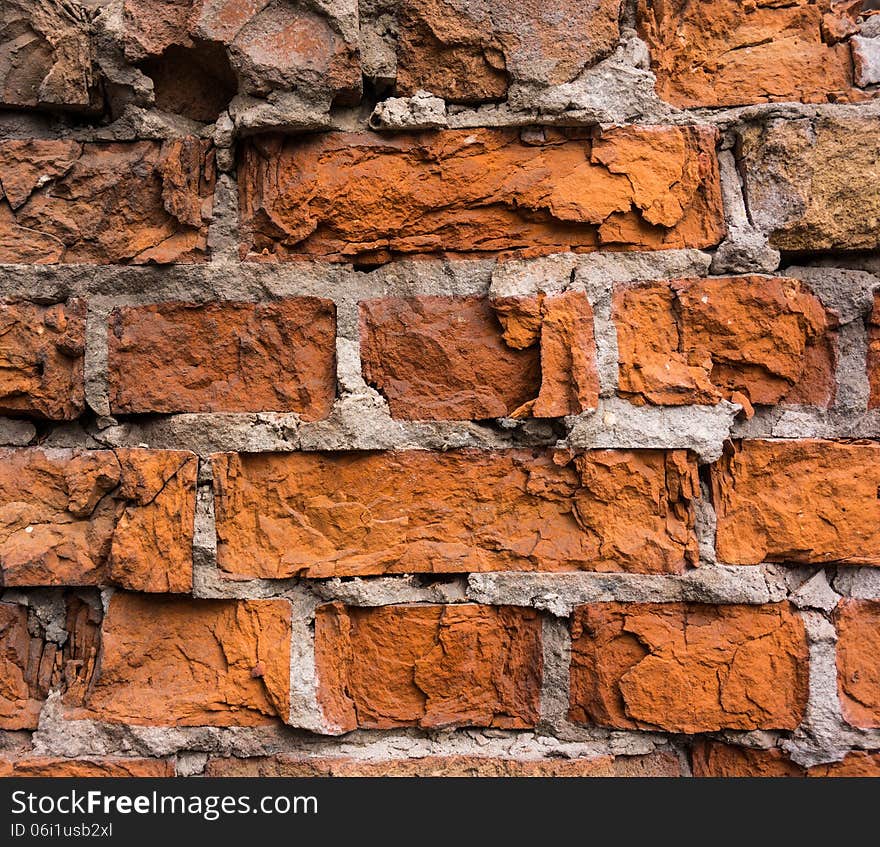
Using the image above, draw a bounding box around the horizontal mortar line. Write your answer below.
[189,566,784,606]
[4,98,880,144]
[25,719,786,753]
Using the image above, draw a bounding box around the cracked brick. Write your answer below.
[0,139,215,264]
[212,448,699,579]
[314,602,542,732]
[568,602,808,733]
[108,299,336,418]
[65,592,291,727]
[238,127,725,263]
[0,448,197,592]
[613,276,837,413]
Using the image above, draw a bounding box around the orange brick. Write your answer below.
[67,593,291,727]
[836,599,880,729]
[315,603,542,732]
[614,277,836,411]
[0,139,214,264]
[239,127,724,263]
[0,301,85,420]
[712,440,880,566]
[0,448,196,591]
[213,449,699,579]
[569,603,808,733]
[109,299,336,417]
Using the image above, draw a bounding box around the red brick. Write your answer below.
[0,596,99,730]
[569,603,808,733]
[692,741,880,777]
[836,599,880,729]
[315,603,542,732]
[66,593,291,727]
[0,448,196,591]
[0,301,85,420]
[638,0,865,108]
[712,440,880,566]
[395,0,622,103]
[0,757,175,777]
[212,448,699,579]
[0,138,214,264]
[359,293,597,420]
[238,127,725,263]
[121,0,360,105]
[205,752,682,777]
[0,1,100,112]
[108,299,336,417]
[614,277,836,412]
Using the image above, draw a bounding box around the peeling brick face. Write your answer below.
[637,0,866,107]
[395,0,623,102]
[108,299,336,417]
[66,593,292,726]
[568,603,809,733]
[712,440,880,565]
[738,116,880,252]
[835,599,880,728]
[212,449,699,579]
[0,448,197,591]
[0,139,215,264]
[614,276,837,412]
[0,596,99,730]
[238,127,725,263]
[0,301,85,420]
[314,603,542,732]
[359,293,598,419]
[120,0,361,105]
[0,0,99,112]
[691,742,880,777]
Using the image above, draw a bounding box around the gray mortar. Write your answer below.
[711,150,780,274]
[466,566,781,615]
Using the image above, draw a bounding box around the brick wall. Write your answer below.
[1,0,879,778]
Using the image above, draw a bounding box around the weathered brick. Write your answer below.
[712,440,880,566]
[212,449,699,579]
[614,277,836,412]
[359,293,597,420]
[315,603,542,732]
[108,299,336,417]
[66,593,291,727]
[691,741,880,777]
[836,599,880,729]
[0,300,85,420]
[638,0,866,108]
[0,138,214,264]
[120,0,360,105]
[0,757,175,777]
[0,596,99,730]
[738,116,880,252]
[569,603,808,733]
[0,448,197,591]
[238,127,725,263]
[205,752,681,777]
[0,0,100,112]
[395,0,622,103]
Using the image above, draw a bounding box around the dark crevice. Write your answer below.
[138,41,238,123]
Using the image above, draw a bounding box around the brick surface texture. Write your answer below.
[0,0,878,780]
